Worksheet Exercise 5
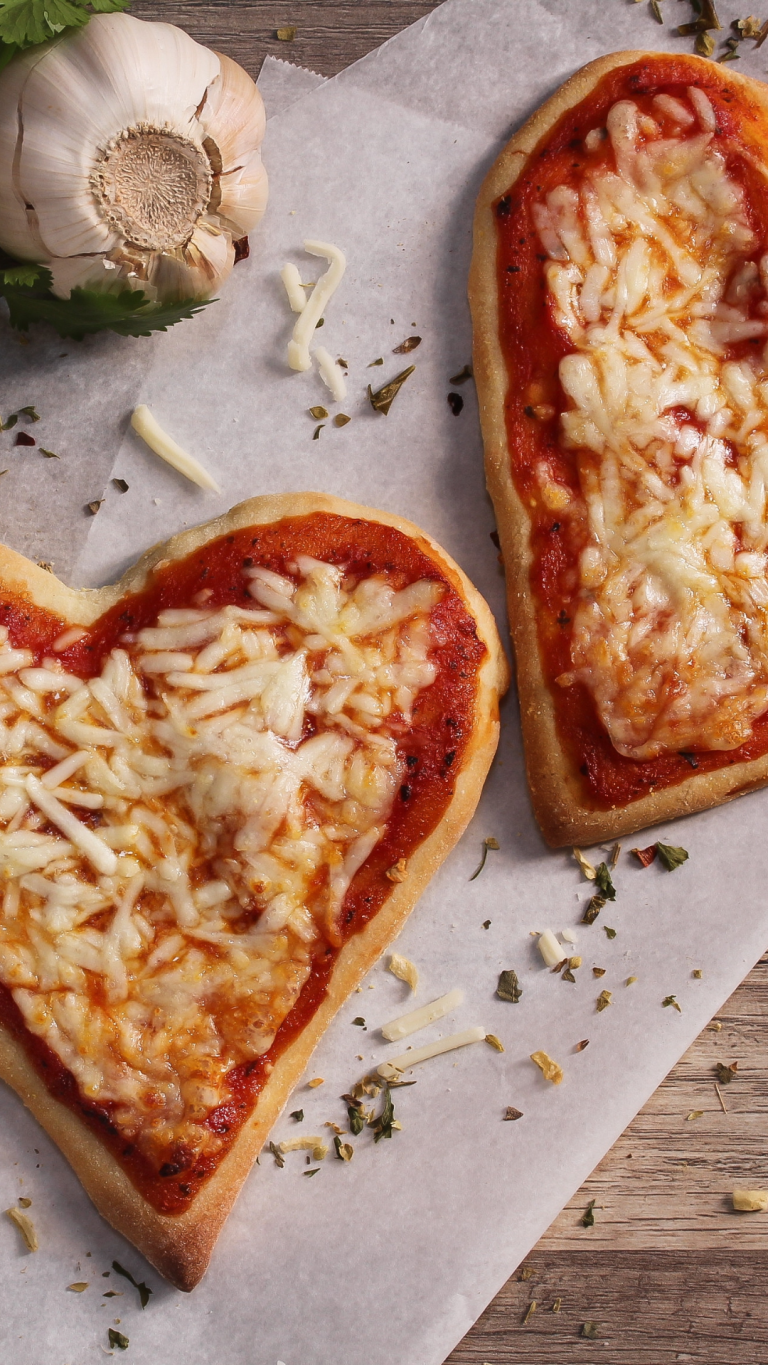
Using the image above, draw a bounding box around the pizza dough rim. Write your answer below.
[469,48,768,847]
[0,490,509,1290]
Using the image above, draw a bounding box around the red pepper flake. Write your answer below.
[447,392,464,416]
[233,236,250,264]
[15,432,35,446]
[631,845,657,868]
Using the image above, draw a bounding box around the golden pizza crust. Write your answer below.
[469,49,768,847]
[0,491,508,1289]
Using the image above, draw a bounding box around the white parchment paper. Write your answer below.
[2,5,768,1363]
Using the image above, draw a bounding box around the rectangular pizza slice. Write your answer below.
[471,49,768,845]
[0,492,507,1288]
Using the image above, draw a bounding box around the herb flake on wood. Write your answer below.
[469,835,499,880]
[367,365,415,415]
[275,26,297,40]
[496,968,522,1003]
[715,1061,738,1085]
[581,1199,596,1228]
[594,862,616,900]
[581,1322,600,1340]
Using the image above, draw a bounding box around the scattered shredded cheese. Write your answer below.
[377,1025,486,1079]
[314,345,347,401]
[537,930,564,968]
[530,1050,564,1085]
[286,240,346,372]
[130,406,221,494]
[280,262,307,314]
[387,952,418,991]
[380,987,462,1042]
[277,1135,325,1154]
[5,1206,38,1250]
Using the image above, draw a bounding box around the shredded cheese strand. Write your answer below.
[130,406,221,494]
[287,240,346,372]
[380,987,463,1042]
[377,1025,486,1078]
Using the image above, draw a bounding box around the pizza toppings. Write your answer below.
[0,550,447,1196]
[130,405,221,494]
[377,1025,486,1079]
[380,988,463,1042]
[387,952,418,990]
[531,80,768,761]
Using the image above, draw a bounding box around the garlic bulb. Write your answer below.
[0,12,267,302]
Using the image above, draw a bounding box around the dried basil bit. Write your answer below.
[337,357,348,369]
[86,499,103,515]
[592,967,605,978]
[333,413,351,427]
[67,1282,88,1292]
[351,1016,366,1027]
[393,335,421,354]
[275,26,297,40]
[497,968,522,1003]
[449,364,473,385]
[112,477,129,492]
[736,16,763,38]
[312,424,324,440]
[552,1298,562,1313]
[631,844,657,868]
[650,0,663,24]
[715,1061,738,1085]
[656,842,689,871]
[290,1109,304,1122]
[18,405,40,421]
[520,1264,535,1281]
[581,1322,600,1340]
[581,1199,596,1228]
[112,1260,152,1309]
[662,995,682,1013]
[485,1033,505,1052]
[15,431,35,446]
[687,1110,704,1121]
[594,862,616,900]
[469,835,499,880]
[370,1083,398,1141]
[695,31,716,55]
[303,1168,319,1177]
[309,405,328,420]
[0,413,17,430]
[268,1140,285,1168]
[575,1039,589,1052]
[504,1106,523,1121]
[108,1330,129,1351]
[692,968,702,979]
[367,364,415,415]
[482,919,491,930]
[596,990,612,1012]
[367,357,384,367]
[582,892,605,925]
[347,1102,365,1136]
[562,967,576,983]
[604,926,617,940]
[40,448,59,459]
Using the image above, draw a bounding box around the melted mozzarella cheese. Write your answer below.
[0,559,442,1171]
[534,87,768,758]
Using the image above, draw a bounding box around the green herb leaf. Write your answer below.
[581,1322,600,1339]
[581,1199,596,1228]
[604,926,617,940]
[469,835,499,880]
[268,1140,285,1168]
[0,413,17,431]
[107,1329,129,1351]
[333,1135,354,1161]
[367,357,384,367]
[449,364,473,384]
[367,364,415,415]
[662,994,682,1013]
[17,404,39,420]
[0,266,212,339]
[582,892,606,924]
[112,1260,152,1309]
[351,1016,365,1027]
[290,1109,304,1122]
[496,968,522,1003]
[347,1105,365,1136]
[656,842,689,871]
[370,1084,396,1142]
[2,265,41,287]
[0,0,127,56]
[594,862,616,900]
[39,447,59,458]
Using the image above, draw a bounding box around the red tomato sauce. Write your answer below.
[0,512,486,1213]
[494,53,768,808]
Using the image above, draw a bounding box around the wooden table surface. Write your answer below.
[132,3,768,1359]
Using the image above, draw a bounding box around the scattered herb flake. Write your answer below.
[333,1136,354,1162]
[485,1033,505,1052]
[530,1050,563,1084]
[303,1168,319,1177]
[631,844,657,868]
[370,1085,397,1142]
[582,893,606,924]
[18,405,39,421]
[275,25,297,40]
[757,18,768,47]
[663,995,682,1013]
[447,391,464,416]
[17,1198,31,1209]
[388,951,418,989]
[626,975,638,986]
[737,16,762,38]
[112,1261,152,1309]
[695,31,716,55]
[609,842,621,868]
[581,1322,600,1340]
[482,919,491,929]
[604,926,617,940]
[103,1291,122,1298]
[686,1110,704,1121]
[573,847,596,880]
[656,842,689,871]
[562,968,576,983]
[715,1082,728,1113]
[552,1297,562,1312]
[367,357,383,367]
[68,1282,88,1292]
[575,1039,589,1052]
[520,1264,535,1281]
[337,357,348,369]
[309,405,328,420]
[367,364,415,415]
[268,1140,285,1168]
[650,0,663,21]
[308,1077,324,1088]
[290,1109,304,1122]
[679,750,699,768]
[469,835,499,880]
[312,424,324,440]
[0,413,17,430]
[522,1300,537,1324]
[108,1330,129,1351]
[393,335,421,354]
[596,989,612,1012]
[592,967,606,978]
[715,1061,738,1085]
[581,1199,596,1228]
[334,413,351,427]
[351,1016,366,1027]
[112,477,128,492]
[449,364,473,384]
[504,1106,523,1121]
[594,863,616,900]
[40,447,59,459]
[86,499,103,515]
[496,968,522,1003]
[347,1105,365,1136]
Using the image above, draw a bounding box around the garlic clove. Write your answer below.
[0,45,55,261]
[47,253,145,301]
[216,149,269,236]
[201,52,266,168]
[148,223,233,301]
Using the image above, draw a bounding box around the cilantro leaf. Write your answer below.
[656,842,689,872]
[1,264,41,287]
[0,0,126,52]
[112,1259,152,1309]
[0,267,212,338]
[593,862,616,900]
[107,1328,129,1350]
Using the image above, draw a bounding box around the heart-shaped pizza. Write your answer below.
[0,492,507,1288]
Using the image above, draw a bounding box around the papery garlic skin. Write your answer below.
[0,13,268,302]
